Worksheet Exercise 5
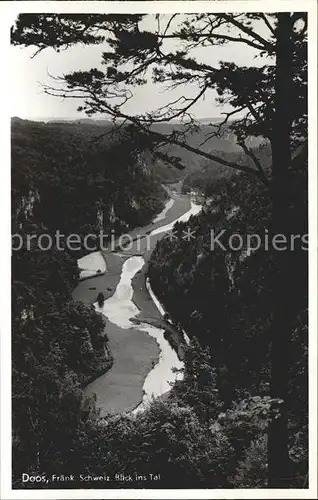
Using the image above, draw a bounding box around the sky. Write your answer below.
[11,14,273,121]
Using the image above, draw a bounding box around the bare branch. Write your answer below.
[238,139,269,185]
[245,101,262,124]
[260,14,276,36]
[207,32,265,51]
[88,93,270,183]
[42,77,270,185]
[140,84,209,123]
[30,47,45,59]
[163,14,179,36]
[221,14,275,53]
[160,32,266,52]
[198,106,248,148]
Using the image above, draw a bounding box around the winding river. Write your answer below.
[83,194,202,413]
[95,256,183,412]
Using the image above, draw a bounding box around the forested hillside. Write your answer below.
[9,10,310,492]
[12,118,167,244]
[182,143,272,194]
[10,121,308,490]
[148,144,308,482]
[145,121,266,184]
[11,118,168,483]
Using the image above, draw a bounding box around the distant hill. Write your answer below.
[197,117,227,124]
[11,116,114,140]
[49,118,113,126]
[11,116,267,186]
[17,116,225,125]
[12,117,113,126]
[147,121,266,183]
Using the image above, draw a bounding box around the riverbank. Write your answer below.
[72,190,192,415]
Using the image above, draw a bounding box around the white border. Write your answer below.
[1,1,317,499]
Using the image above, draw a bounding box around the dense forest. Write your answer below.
[149,144,308,485]
[11,118,169,484]
[11,122,308,490]
[181,142,272,195]
[12,118,167,243]
[9,10,310,492]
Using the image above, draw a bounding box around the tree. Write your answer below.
[172,338,223,426]
[68,398,234,489]
[12,12,308,487]
[97,292,105,308]
[11,13,307,178]
[11,118,167,246]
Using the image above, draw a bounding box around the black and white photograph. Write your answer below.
[1,0,317,498]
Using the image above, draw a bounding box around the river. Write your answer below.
[80,194,202,414]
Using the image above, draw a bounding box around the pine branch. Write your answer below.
[160,32,265,52]
[221,14,275,54]
[237,139,269,186]
[43,83,269,184]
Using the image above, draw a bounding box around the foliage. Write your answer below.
[172,338,223,424]
[97,292,105,307]
[11,115,168,483]
[11,11,308,488]
[148,146,308,484]
[12,118,167,251]
[11,13,307,181]
[33,398,235,489]
[182,142,272,195]
[232,435,268,487]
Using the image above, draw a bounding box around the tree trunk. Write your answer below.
[267,13,295,487]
